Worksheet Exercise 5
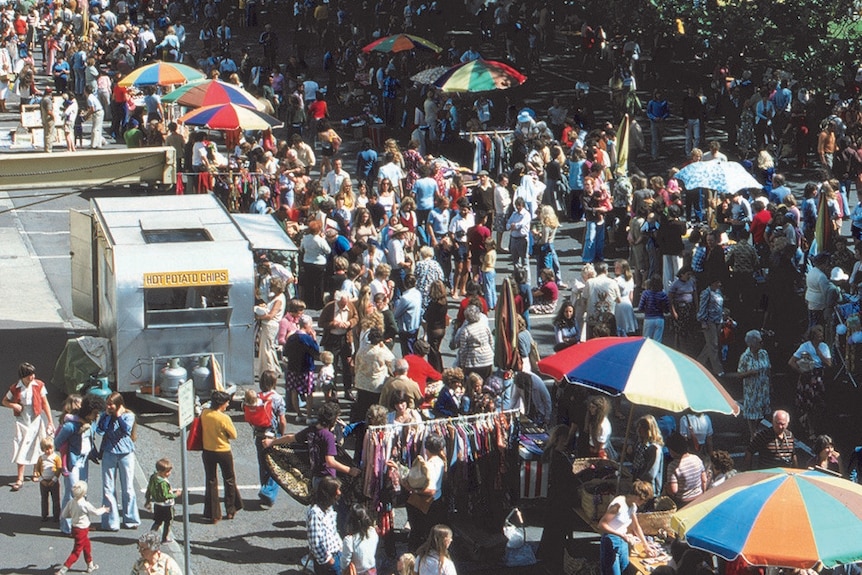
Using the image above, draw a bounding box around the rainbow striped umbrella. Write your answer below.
[537,337,739,415]
[433,59,526,93]
[362,33,442,53]
[119,62,206,87]
[178,103,282,131]
[672,468,862,568]
[162,79,264,110]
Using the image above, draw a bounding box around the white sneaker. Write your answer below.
[86,562,99,573]
[54,567,68,575]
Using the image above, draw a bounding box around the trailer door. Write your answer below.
[70,209,96,324]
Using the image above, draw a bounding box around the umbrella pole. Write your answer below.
[617,403,635,492]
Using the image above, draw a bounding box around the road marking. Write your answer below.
[34,254,71,259]
[23,230,70,235]
[141,484,262,494]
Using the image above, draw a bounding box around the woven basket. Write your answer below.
[637,496,677,536]
[571,457,621,479]
[265,443,365,506]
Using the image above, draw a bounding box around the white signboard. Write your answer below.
[177,379,195,429]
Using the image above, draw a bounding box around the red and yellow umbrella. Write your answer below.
[673,468,862,568]
[119,62,206,87]
[362,33,442,54]
[433,59,526,93]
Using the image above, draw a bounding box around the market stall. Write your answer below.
[69,194,258,405]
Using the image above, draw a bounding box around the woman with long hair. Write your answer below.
[406,435,447,551]
[415,524,456,575]
[306,476,343,574]
[95,392,140,531]
[536,204,564,286]
[255,277,286,376]
[614,259,638,336]
[585,395,613,459]
[630,415,664,499]
[351,207,378,246]
[378,177,398,220]
[342,504,378,575]
[425,280,449,372]
[553,302,579,351]
[316,119,342,176]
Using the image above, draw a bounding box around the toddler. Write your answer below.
[56,481,108,575]
[145,458,181,543]
[317,350,336,402]
[34,437,62,522]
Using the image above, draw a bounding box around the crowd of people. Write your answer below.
[8,0,862,573]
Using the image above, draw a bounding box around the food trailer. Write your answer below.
[69,194,295,406]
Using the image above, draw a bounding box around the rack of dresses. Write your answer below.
[362,410,521,538]
[459,130,515,177]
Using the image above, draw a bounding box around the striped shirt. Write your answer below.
[748,427,795,469]
[667,453,705,505]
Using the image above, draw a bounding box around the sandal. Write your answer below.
[10,481,22,491]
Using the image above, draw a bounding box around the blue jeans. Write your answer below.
[538,243,562,284]
[600,534,630,575]
[685,189,703,222]
[482,270,497,309]
[642,317,665,342]
[255,436,279,506]
[102,451,141,530]
[60,460,89,534]
[684,118,700,156]
[582,221,605,263]
[314,551,341,575]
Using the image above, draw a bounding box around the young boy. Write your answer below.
[34,437,63,522]
[57,481,108,575]
[145,458,181,543]
[317,350,336,403]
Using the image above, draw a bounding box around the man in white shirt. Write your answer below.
[506,197,531,271]
[386,225,412,299]
[302,77,319,104]
[323,158,350,195]
[702,140,727,162]
[83,86,104,149]
[494,174,511,251]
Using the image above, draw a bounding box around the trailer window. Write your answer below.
[142,229,212,243]
[144,285,232,327]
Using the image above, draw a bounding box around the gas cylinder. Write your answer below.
[192,356,212,398]
[159,358,187,399]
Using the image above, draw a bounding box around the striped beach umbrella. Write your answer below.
[433,59,526,93]
[119,62,206,87]
[178,103,282,131]
[673,467,862,568]
[362,33,443,54]
[162,79,264,111]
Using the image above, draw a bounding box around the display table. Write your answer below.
[518,426,549,499]
[628,540,672,575]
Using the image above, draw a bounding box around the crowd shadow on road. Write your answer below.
[190,523,307,566]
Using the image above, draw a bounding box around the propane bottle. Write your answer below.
[192,356,212,398]
[159,358,187,399]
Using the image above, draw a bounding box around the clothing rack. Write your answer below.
[459,129,515,137]
[367,409,520,431]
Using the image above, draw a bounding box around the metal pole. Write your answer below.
[180,426,191,575]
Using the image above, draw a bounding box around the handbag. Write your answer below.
[503,508,537,567]
[407,491,433,514]
[406,455,430,490]
[186,417,203,451]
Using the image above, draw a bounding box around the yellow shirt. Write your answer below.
[201,408,237,452]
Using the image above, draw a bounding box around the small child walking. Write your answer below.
[317,351,336,403]
[56,480,108,575]
[145,458,181,543]
[34,437,63,522]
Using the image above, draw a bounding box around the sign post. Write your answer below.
[177,379,195,575]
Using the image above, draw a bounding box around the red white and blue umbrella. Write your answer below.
[537,337,739,415]
[178,103,283,131]
[162,79,264,110]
